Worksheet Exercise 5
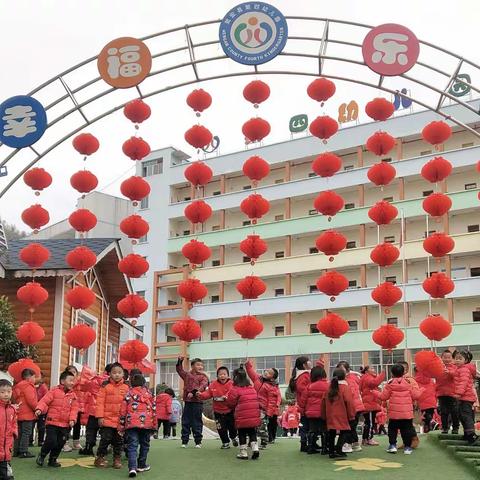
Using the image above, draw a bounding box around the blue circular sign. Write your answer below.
[219,2,288,65]
[0,95,47,148]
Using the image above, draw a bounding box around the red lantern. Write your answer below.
[66,246,97,271]
[185,125,213,149]
[240,235,268,262]
[316,312,349,340]
[120,176,151,202]
[365,98,395,121]
[422,272,455,298]
[236,276,267,299]
[66,286,96,310]
[181,239,211,265]
[186,89,212,114]
[421,156,453,183]
[422,192,452,217]
[307,78,336,104]
[120,215,149,239]
[240,193,270,221]
[414,350,444,378]
[419,315,452,342]
[19,243,50,269]
[314,191,344,218]
[184,161,213,186]
[372,324,404,350]
[73,133,99,156]
[8,359,41,383]
[242,155,270,181]
[70,170,98,194]
[172,318,202,342]
[242,118,271,142]
[367,161,396,186]
[370,243,400,267]
[21,204,49,230]
[366,131,396,156]
[184,200,212,224]
[120,340,149,364]
[66,324,96,350]
[371,282,402,307]
[315,230,347,260]
[234,315,263,339]
[118,254,149,278]
[309,116,338,141]
[422,121,452,146]
[368,200,398,225]
[177,279,208,303]
[423,233,455,257]
[117,294,148,318]
[243,80,270,106]
[16,321,45,345]
[312,152,342,177]
[69,209,97,233]
[316,271,349,300]
[122,136,151,160]
[17,282,48,309]
[23,168,52,192]
[124,99,151,123]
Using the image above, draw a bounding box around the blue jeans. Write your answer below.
[125,428,150,471]
[181,402,203,445]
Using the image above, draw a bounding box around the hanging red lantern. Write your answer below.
[242,118,271,142]
[307,78,336,104]
[419,314,452,342]
[422,121,452,146]
[421,156,453,183]
[242,155,270,181]
[19,243,50,269]
[120,176,151,202]
[66,286,95,310]
[117,294,148,318]
[312,152,342,177]
[234,315,263,339]
[185,125,213,149]
[16,321,45,345]
[314,191,344,219]
[243,80,270,106]
[118,254,149,278]
[120,215,149,239]
[8,359,41,383]
[371,282,402,307]
[122,137,151,160]
[366,131,396,156]
[184,161,213,186]
[177,278,208,303]
[69,209,97,233]
[316,271,349,301]
[186,89,212,114]
[65,246,97,271]
[315,230,347,261]
[236,276,267,300]
[73,133,99,156]
[309,116,338,141]
[372,324,404,350]
[17,282,48,309]
[367,161,396,186]
[422,272,455,298]
[240,193,270,221]
[184,200,212,224]
[422,192,452,217]
[120,340,149,364]
[316,312,349,341]
[23,168,52,193]
[423,233,455,257]
[124,99,151,123]
[240,235,268,262]
[66,324,96,350]
[368,200,398,225]
[370,243,400,267]
[365,98,395,121]
[172,318,202,342]
[414,350,444,379]
[70,170,98,194]
[21,204,49,231]
[181,239,211,265]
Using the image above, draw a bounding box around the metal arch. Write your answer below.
[1,16,479,200]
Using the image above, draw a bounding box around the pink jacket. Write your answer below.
[286,405,300,429]
[436,363,456,397]
[360,371,386,412]
[346,371,364,413]
[0,400,17,462]
[415,372,437,410]
[226,385,261,429]
[454,364,477,402]
[379,377,421,420]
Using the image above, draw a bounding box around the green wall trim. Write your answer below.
[156,345,181,356]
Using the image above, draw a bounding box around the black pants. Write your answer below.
[181,402,203,445]
[378,424,387,435]
[388,419,414,447]
[157,419,171,437]
[238,427,257,445]
[438,396,460,432]
[40,425,69,461]
[458,400,475,436]
[35,415,46,445]
[0,461,13,480]
[15,420,33,455]
[170,423,177,437]
[348,413,360,444]
[328,429,348,454]
[422,408,435,432]
[214,411,237,444]
[267,415,277,442]
[85,416,99,447]
[71,412,81,441]
[299,415,309,445]
[308,417,326,451]
[97,426,123,457]
[362,411,378,440]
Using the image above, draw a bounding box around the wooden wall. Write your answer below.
[108,319,120,349]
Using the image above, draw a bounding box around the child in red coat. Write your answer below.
[414,367,437,433]
[155,388,173,439]
[376,407,388,435]
[437,350,459,434]
[286,402,300,435]
[359,366,385,446]
[226,366,261,460]
[0,379,18,480]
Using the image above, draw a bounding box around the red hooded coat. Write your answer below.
[245,361,281,417]
[360,370,386,412]
[436,363,456,397]
[321,382,356,430]
[302,379,329,419]
[119,387,156,431]
[12,379,37,421]
[379,377,422,420]
[0,400,17,462]
[226,385,261,429]
[198,379,234,414]
[454,364,477,402]
[155,393,173,420]
[36,385,79,428]
[414,372,437,410]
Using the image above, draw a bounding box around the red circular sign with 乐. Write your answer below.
[362,23,419,76]
[97,37,152,88]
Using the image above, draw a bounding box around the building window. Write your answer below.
[473,311,480,322]
[348,320,358,331]
[385,276,397,284]
[142,158,163,177]
[422,190,433,197]
[243,256,250,263]
[309,285,318,293]
[274,288,284,297]
[345,203,355,210]
[310,323,319,334]
[309,209,318,215]
[462,142,474,148]
[471,267,480,277]
[309,247,319,254]
[344,165,354,171]
[275,214,284,221]
[213,191,221,196]
[74,311,97,369]
[420,150,432,156]
[384,235,395,243]
[183,230,190,236]
[275,251,285,259]
[424,230,436,238]
[140,196,149,209]
[242,220,251,226]
[348,280,357,288]
[465,183,477,190]
[212,260,220,267]
[275,179,284,184]
[467,225,479,233]
[308,172,317,178]
[136,290,146,298]
[184,196,191,201]
[381,158,392,163]
[346,241,356,249]
[387,317,398,326]
[211,295,220,303]
[210,331,219,341]
[167,300,177,306]
[243,185,252,190]
[383,196,394,202]
[275,326,285,336]
[138,234,148,244]
[212,225,221,231]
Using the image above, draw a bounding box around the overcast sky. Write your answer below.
[0,0,478,229]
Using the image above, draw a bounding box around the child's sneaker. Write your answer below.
[351,442,362,452]
[36,454,45,467]
[220,443,230,449]
[387,444,397,454]
[342,443,353,453]
[194,444,202,449]
[237,445,248,460]
[129,470,137,477]
[63,443,73,452]
[73,441,82,450]
[232,438,239,447]
[181,444,187,448]
[137,465,151,472]
[366,439,379,446]
[404,447,413,455]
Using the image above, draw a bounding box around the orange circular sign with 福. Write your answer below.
[97,37,152,89]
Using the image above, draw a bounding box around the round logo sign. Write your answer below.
[219,2,288,65]
[97,37,152,88]
[0,95,47,149]
[362,23,419,76]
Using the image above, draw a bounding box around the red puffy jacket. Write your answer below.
[13,379,37,421]
[81,374,108,424]
[119,387,156,431]
[155,393,173,420]
[226,385,261,429]
[293,370,311,415]
[36,383,48,401]
[321,382,356,430]
[454,364,477,402]
[245,361,280,417]
[360,370,385,412]
[198,379,234,414]
[286,404,301,429]
[346,371,364,413]
[95,379,129,428]
[302,379,329,418]
[436,363,456,397]
[376,408,387,425]
[0,400,17,462]
[379,377,421,420]
[414,372,437,410]
[37,385,79,428]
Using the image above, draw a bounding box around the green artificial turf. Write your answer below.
[11,434,476,480]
